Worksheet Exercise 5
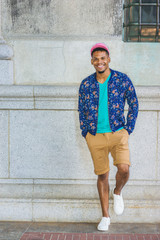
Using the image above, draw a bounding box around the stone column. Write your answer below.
[0,0,13,85]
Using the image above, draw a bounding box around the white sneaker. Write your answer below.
[97,217,110,231]
[112,189,124,215]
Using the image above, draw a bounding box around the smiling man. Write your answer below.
[78,43,139,231]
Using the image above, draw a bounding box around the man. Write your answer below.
[78,43,138,231]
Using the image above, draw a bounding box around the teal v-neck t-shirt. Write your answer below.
[96,73,112,133]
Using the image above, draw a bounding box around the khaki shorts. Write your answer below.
[85,128,130,175]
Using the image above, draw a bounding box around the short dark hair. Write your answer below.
[91,47,109,57]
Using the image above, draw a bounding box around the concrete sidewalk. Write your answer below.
[0,222,159,240]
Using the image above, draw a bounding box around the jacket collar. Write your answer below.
[93,68,115,83]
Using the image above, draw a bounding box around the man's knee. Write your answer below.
[117,164,129,176]
[98,172,109,182]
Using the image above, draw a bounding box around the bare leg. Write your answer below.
[97,171,110,217]
[114,163,129,195]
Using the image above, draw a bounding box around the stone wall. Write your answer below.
[0,0,160,222]
[1,0,160,86]
[2,0,122,36]
[0,85,160,222]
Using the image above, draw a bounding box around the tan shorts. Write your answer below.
[85,128,130,175]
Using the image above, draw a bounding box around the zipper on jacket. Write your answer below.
[95,82,99,134]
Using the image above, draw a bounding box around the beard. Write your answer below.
[98,70,105,74]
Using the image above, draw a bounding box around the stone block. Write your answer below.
[33,199,101,222]
[0,111,8,177]
[0,86,34,109]
[0,60,13,84]
[0,179,33,184]
[33,183,98,200]
[12,40,65,85]
[0,179,33,200]
[0,40,13,60]
[2,0,122,36]
[0,85,33,97]
[34,85,78,110]
[7,38,160,86]
[10,110,94,179]
[34,98,77,110]
[0,97,34,109]
[34,85,78,98]
[0,199,32,221]
[0,183,33,199]
[0,44,13,59]
[32,199,160,223]
[32,181,160,201]
[0,197,159,222]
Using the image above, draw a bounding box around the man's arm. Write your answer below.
[78,82,88,138]
[124,77,139,135]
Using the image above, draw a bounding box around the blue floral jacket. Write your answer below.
[78,69,139,138]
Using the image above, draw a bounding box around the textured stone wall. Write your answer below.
[2,0,160,85]
[0,85,160,222]
[2,0,122,36]
[8,39,160,85]
[0,0,160,223]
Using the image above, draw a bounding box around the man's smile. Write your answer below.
[97,64,105,69]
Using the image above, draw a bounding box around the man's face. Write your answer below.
[91,50,110,74]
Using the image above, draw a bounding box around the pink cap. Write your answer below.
[90,43,110,57]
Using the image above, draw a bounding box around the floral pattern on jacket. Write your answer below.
[78,69,139,138]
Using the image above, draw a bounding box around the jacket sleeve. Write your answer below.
[124,77,139,135]
[78,82,88,138]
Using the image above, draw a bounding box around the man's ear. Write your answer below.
[91,58,93,65]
